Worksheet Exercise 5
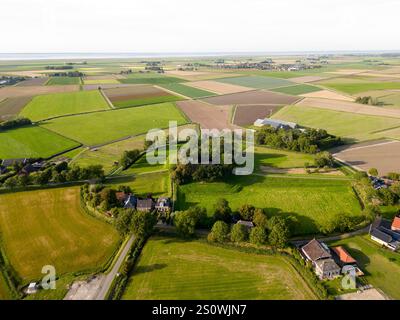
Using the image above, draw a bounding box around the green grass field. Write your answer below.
[216,75,295,89]
[46,77,81,85]
[319,82,400,95]
[122,237,317,300]
[21,91,110,121]
[112,95,183,109]
[177,175,361,235]
[0,187,120,282]
[271,84,322,95]
[0,126,80,159]
[0,272,13,300]
[119,76,185,85]
[329,235,400,299]
[271,105,400,142]
[40,102,188,146]
[254,146,315,170]
[159,83,216,98]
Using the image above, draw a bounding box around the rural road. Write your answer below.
[94,235,135,300]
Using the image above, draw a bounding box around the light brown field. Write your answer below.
[327,69,370,75]
[296,97,400,119]
[290,76,326,83]
[300,89,354,101]
[0,85,79,100]
[1,70,50,77]
[185,80,252,94]
[176,100,237,130]
[332,140,400,175]
[83,83,138,91]
[16,78,49,86]
[165,70,240,81]
[84,74,122,80]
[233,104,281,126]
[359,72,400,79]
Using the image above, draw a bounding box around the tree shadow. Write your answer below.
[134,263,167,275]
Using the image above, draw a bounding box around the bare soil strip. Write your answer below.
[0,96,32,120]
[16,78,49,86]
[233,104,282,126]
[300,89,354,101]
[296,97,400,119]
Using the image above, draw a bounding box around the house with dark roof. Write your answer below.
[315,259,341,279]
[155,197,172,213]
[123,194,137,209]
[2,158,27,167]
[370,217,400,251]
[137,198,155,212]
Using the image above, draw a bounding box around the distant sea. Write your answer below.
[0,51,399,61]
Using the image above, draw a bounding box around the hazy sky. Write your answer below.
[1,0,399,53]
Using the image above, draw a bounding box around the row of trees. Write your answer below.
[255,126,342,154]
[0,117,31,131]
[171,163,234,185]
[120,149,142,170]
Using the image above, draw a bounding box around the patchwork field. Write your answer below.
[165,71,241,81]
[122,237,317,300]
[83,84,137,91]
[300,89,354,101]
[177,175,362,235]
[0,85,79,100]
[0,97,32,120]
[0,187,120,282]
[20,90,110,121]
[233,104,281,126]
[16,78,48,86]
[83,79,120,85]
[201,90,299,106]
[271,84,322,95]
[329,235,400,300]
[159,83,215,98]
[319,81,400,95]
[296,97,400,119]
[185,80,251,95]
[119,76,184,85]
[0,126,80,159]
[290,76,327,83]
[46,77,81,86]
[40,102,188,146]
[176,100,235,130]
[332,140,400,175]
[216,75,295,89]
[104,85,182,108]
[272,105,400,142]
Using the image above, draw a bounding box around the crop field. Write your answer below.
[165,71,241,81]
[0,187,120,282]
[328,235,400,300]
[272,105,400,142]
[46,77,82,86]
[119,76,185,85]
[254,146,315,170]
[271,84,322,95]
[176,100,235,130]
[159,83,215,98]
[216,75,295,89]
[0,97,32,120]
[83,79,120,85]
[290,76,327,83]
[233,104,281,126]
[0,85,79,100]
[122,237,317,300]
[0,272,13,300]
[300,89,354,101]
[0,126,80,159]
[40,102,188,146]
[319,81,400,95]
[177,175,362,235]
[201,90,299,106]
[16,78,48,86]
[20,90,110,121]
[185,80,252,95]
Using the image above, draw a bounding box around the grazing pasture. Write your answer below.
[201,90,299,106]
[46,77,81,86]
[0,97,32,120]
[0,187,120,282]
[271,84,322,95]
[159,83,215,98]
[122,237,317,300]
[216,75,294,89]
[233,104,281,126]
[254,146,315,170]
[21,90,110,121]
[40,103,188,146]
[177,175,362,235]
[176,100,235,130]
[271,105,400,142]
[185,80,251,95]
[0,126,79,159]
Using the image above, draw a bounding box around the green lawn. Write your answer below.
[113,95,183,109]
[328,235,400,299]
[46,77,81,85]
[254,146,315,170]
[271,105,400,142]
[0,187,120,282]
[320,82,400,95]
[40,103,188,146]
[159,83,216,98]
[119,76,185,85]
[0,126,80,159]
[176,175,362,235]
[122,237,317,300]
[271,84,322,95]
[21,91,110,121]
[216,75,295,89]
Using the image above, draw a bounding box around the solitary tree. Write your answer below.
[368,168,379,177]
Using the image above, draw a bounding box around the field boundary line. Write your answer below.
[332,140,400,154]
[99,88,115,109]
[154,85,191,100]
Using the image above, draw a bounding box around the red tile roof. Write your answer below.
[332,246,356,264]
[392,215,400,231]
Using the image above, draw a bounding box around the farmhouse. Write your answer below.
[331,246,364,276]
[155,197,172,213]
[370,218,400,251]
[253,118,298,129]
[137,198,155,212]
[2,158,28,167]
[123,194,137,209]
[392,215,400,232]
[301,239,340,279]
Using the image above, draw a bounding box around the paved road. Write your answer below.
[94,235,135,300]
